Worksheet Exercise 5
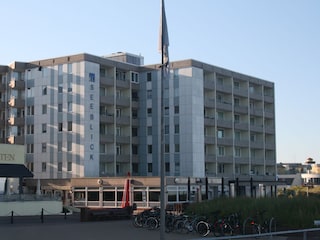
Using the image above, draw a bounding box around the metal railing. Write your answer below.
[191,227,320,240]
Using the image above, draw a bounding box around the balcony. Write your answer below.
[234,105,248,114]
[204,117,215,126]
[8,116,25,126]
[116,135,130,144]
[116,79,130,89]
[100,115,114,123]
[100,76,114,86]
[216,119,233,128]
[205,136,215,144]
[216,101,232,111]
[100,95,114,105]
[9,79,25,89]
[7,135,24,145]
[116,116,130,125]
[8,97,25,108]
[100,134,114,143]
[116,97,130,107]
[217,137,233,146]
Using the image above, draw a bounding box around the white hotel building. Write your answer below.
[0,52,276,184]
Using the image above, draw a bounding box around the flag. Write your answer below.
[158,0,169,67]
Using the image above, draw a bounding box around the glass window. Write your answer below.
[42,123,47,133]
[42,85,47,95]
[67,162,72,171]
[88,191,99,201]
[42,162,46,172]
[58,103,63,112]
[42,104,47,114]
[58,83,63,93]
[68,121,72,131]
[58,122,63,132]
[42,143,46,152]
[217,129,224,138]
[68,102,72,112]
[148,163,152,172]
[103,191,115,201]
[67,141,72,151]
[147,72,152,82]
[58,162,62,172]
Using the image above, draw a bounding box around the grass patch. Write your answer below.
[185,196,320,229]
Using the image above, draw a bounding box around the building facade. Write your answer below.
[0,52,276,182]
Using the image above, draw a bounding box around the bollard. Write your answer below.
[40,208,44,223]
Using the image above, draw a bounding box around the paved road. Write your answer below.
[1,214,318,240]
[0,213,198,240]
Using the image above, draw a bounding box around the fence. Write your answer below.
[191,228,320,240]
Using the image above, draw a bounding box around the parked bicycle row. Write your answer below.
[132,207,276,237]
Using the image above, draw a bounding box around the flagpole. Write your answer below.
[159,1,168,238]
[160,5,166,240]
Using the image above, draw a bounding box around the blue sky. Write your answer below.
[1,0,320,164]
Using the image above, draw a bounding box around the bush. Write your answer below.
[185,196,320,229]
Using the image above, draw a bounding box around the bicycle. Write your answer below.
[243,210,276,235]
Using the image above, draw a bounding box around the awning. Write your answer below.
[0,164,33,178]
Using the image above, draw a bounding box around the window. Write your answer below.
[234,98,240,106]
[68,102,72,112]
[42,123,47,133]
[132,163,138,174]
[165,162,170,172]
[235,131,241,141]
[218,146,225,156]
[147,108,152,116]
[58,122,63,132]
[174,106,179,114]
[27,144,34,153]
[235,147,241,157]
[58,83,63,93]
[42,162,47,172]
[67,141,72,151]
[27,87,34,97]
[67,121,72,131]
[132,145,138,155]
[116,127,121,136]
[67,162,72,172]
[27,125,34,134]
[217,111,224,120]
[147,126,152,136]
[148,145,152,154]
[148,163,152,173]
[42,85,47,95]
[164,125,169,134]
[217,129,224,138]
[58,103,63,112]
[234,114,240,123]
[234,81,240,89]
[131,72,139,83]
[174,125,180,134]
[175,144,180,153]
[116,145,121,155]
[67,63,72,74]
[58,162,62,172]
[116,108,121,117]
[250,134,256,142]
[42,104,47,114]
[147,72,152,82]
[42,143,46,152]
[165,144,169,153]
[250,117,255,126]
[58,142,62,152]
[27,106,34,115]
[147,90,152,99]
[164,106,169,115]
[132,127,138,136]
